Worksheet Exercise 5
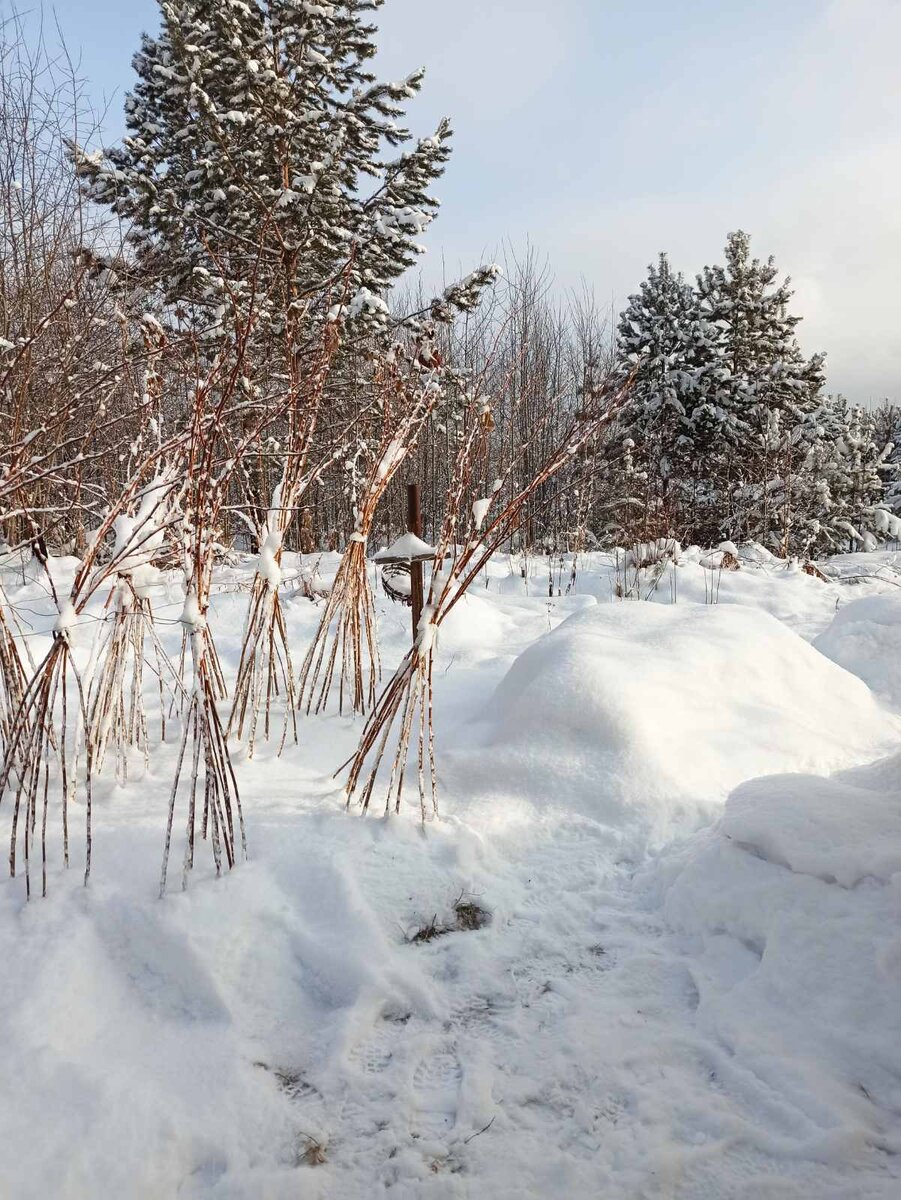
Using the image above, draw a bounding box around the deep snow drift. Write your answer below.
[1,547,901,1198]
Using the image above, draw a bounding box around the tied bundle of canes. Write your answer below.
[86,327,185,779]
[297,347,444,715]
[86,466,185,781]
[0,313,170,831]
[226,479,301,758]
[0,591,30,768]
[160,330,267,895]
[227,326,339,757]
[341,378,626,819]
[159,292,329,894]
[229,324,345,753]
[0,435,185,898]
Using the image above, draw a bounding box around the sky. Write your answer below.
[37,0,901,402]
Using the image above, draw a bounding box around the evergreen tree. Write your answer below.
[687,230,825,545]
[72,0,498,540]
[775,397,843,557]
[873,400,901,518]
[825,399,897,550]
[612,253,697,539]
[72,0,495,332]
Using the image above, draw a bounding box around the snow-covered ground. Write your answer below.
[2,546,901,1198]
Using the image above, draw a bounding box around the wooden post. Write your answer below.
[407,482,424,642]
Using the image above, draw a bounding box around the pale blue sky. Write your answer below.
[33,0,901,400]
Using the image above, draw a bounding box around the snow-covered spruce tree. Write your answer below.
[761,397,838,558]
[70,0,495,334]
[687,231,825,547]
[873,400,901,519]
[612,253,697,542]
[821,398,898,551]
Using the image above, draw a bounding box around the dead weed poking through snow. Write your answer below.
[405,895,491,944]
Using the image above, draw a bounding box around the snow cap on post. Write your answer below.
[374,532,436,564]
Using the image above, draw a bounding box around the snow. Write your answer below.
[713,770,901,887]
[375,435,407,481]
[53,600,77,636]
[471,496,492,530]
[179,587,205,630]
[109,475,171,578]
[415,605,438,654]
[624,537,680,568]
[2,547,901,1197]
[814,590,901,708]
[257,530,283,588]
[654,764,901,1178]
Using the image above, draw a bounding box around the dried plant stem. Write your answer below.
[298,351,442,715]
[87,583,183,780]
[161,622,244,895]
[298,538,380,715]
[0,596,29,766]
[159,293,305,890]
[0,633,93,897]
[228,325,339,750]
[0,440,185,895]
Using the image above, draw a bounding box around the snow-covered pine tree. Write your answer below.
[71,0,495,333]
[72,0,499,573]
[613,252,696,541]
[688,230,824,546]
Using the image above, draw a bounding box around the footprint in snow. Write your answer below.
[448,993,518,1046]
[410,1045,463,1138]
[348,1034,394,1076]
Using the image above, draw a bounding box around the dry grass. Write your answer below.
[405,895,491,943]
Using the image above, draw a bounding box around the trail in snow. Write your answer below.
[274,813,901,1199]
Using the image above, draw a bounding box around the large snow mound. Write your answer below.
[654,765,901,1162]
[453,602,901,846]
[814,591,901,709]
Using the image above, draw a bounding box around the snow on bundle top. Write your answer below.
[471,497,492,531]
[375,436,407,482]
